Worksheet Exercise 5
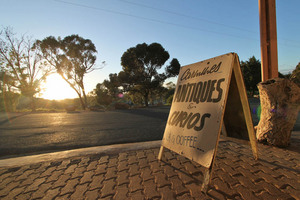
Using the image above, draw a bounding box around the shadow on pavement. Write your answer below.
[113,107,169,121]
[0,113,28,125]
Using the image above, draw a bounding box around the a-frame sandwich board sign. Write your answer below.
[158,53,258,192]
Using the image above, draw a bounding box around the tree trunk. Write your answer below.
[30,95,36,112]
[75,90,85,110]
[256,78,300,147]
[81,82,88,110]
[144,93,149,107]
[79,96,86,110]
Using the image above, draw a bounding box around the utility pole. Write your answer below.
[259,0,278,81]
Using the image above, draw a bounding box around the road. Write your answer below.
[0,99,299,158]
[0,107,170,158]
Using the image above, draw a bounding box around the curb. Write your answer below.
[0,140,162,168]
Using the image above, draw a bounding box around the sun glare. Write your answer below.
[41,74,78,100]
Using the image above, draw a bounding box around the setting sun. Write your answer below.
[41,74,78,100]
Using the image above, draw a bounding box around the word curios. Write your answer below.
[167,111,211,131]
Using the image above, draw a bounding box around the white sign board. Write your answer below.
[161,53,235,168]
[159,53,258,192]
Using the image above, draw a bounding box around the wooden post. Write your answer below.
[259,0,278,81]
[257,1,298,148]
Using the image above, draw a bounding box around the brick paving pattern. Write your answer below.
[0,137,299,200]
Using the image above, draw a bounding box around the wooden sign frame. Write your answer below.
[158,53,258,192]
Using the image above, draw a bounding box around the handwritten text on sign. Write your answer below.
[161,53,234,168]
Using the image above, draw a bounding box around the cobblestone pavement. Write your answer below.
[0,134,299,200]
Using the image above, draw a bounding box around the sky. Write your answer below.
[1,0,300,99]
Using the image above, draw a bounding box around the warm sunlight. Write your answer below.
[41,74,78,100]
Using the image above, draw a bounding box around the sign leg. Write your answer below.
[201,166,212,193]
[158,146,164,161]
[233,60,259,160]
[221,123,228,137]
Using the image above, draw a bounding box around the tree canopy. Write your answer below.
[166,58,181,77]
[240,56,261,96]
[34,34,98,109]
[119,42,180,106]
[103,73,120,98]
[94,83,112,106]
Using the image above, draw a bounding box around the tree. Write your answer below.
[164,82,176,105]
[240,56,261,96]
[166,58,181,77]
[256,78,300,147]
[120,42,180,106]
[255,62,300,147]
[103,73,121,99]
[94,73,121,106]
[34,35,99,110]
[0,27,51,111]
[0,70,20,111]
[94,83,112,106]
[290,62,300,87]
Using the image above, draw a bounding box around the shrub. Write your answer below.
[65,104,76,112]
[114,102,130,110]
[166,95,173,105]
